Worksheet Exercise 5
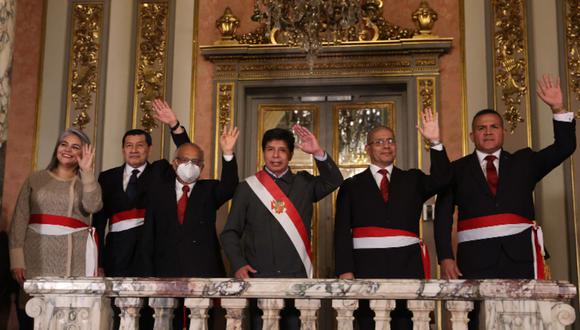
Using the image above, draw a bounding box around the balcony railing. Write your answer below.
[23,277,576,329]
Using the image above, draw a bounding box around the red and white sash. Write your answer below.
[457,213,545,279]
[352,226,431,279]
[246,171,313,278]
[28,214,98,277]
[110,208,145,232]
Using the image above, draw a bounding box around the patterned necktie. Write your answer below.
[378,169,389,202]
[485,155,498,196]
[126,169,140,202]
[177,185,190,225]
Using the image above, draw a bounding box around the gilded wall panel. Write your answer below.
[65,2,104,143]
[132,1,169,159]
[565,0,580,114]
[490,0,531,138]
[214,82,235,178]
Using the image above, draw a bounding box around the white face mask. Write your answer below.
[176,162,200,183]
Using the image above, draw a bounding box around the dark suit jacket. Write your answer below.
[334,148,450,279]
[93,131,189,277]
[138,156,238,277]
[435,119,576,278]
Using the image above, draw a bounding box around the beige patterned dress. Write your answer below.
[9,169,102,278]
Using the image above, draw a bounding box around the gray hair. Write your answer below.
[46,127,91,172]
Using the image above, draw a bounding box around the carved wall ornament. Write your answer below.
[491,0,529,133]
[216,83,234,131]
[134,1,169,133]
[215,7,240,45]
[67,3,103,131]
[412,0,438,36]
[0,0,14,146]
[565,0,580,117]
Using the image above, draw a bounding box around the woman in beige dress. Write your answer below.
[9,128,102,284]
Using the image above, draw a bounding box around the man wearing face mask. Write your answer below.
[139,126,239,278]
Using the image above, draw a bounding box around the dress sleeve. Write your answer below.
[9,176,32,270]
[79,170,103,213]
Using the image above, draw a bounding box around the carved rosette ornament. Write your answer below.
[0,0,14,146]
[134,2,168,133]
[565,0,580,117]
[491,0,529,133]
[67,3,103,131]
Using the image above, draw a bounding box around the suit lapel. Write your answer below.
[495,150,511,199]
[467,152,494,198]
[360,167,385,203]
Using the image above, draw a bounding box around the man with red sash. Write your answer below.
[334,108,450,330]
[435,75,576,329]
[221,125,343,329]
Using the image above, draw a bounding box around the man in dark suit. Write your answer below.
[334,108,450,330]
[221,125,343,329]
[93,99,190,278]
[435,75,576,328]
[139,126,239,328]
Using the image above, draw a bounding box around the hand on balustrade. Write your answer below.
[235,264,257,279]
[338,272,354,280]
[11,267,25,285]
[440,258,462,280]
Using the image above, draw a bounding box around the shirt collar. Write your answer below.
[124,163,147,176]
[175,179,195,192]
[475,149,501,164]
[264,166,290,179]
[369,163,394,176]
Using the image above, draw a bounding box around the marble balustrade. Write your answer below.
[23,278,576,329]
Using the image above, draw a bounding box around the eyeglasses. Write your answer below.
[368,138,396,146]
[175,157,203,166]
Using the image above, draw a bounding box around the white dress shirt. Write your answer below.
[123,163,147,191]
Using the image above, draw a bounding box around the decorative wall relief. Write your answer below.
[66,2,103,136]
[565,0,580,116]
[0,0,15,147]
[133,1,169,158]
[490,0,530,133]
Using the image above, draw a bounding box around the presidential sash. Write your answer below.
[110,208,145,232]
[457,213,545,279]
[352,226,431,279]
[246,170,313,278]
[28,214,99,276]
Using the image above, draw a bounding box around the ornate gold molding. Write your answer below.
[0,0,15,146]
[213,82,235,178]
[132,1,169,133]
[66,3,103,133]
[565,0,580,116]
[417,77,436,151]
[490,0,530,133]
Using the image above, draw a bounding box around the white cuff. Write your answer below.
[554,112,574,122]
[314,152,328,161]
[223,154,234,162]
[430,143,444,151]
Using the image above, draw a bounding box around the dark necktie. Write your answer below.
[485,155,498,196]
[378,169,389,202]
[177,185,190,225]
[126,169,140,202]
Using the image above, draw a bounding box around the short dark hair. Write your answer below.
[262,128,295,153]
[122,129,152,147]
[471,109,504,130]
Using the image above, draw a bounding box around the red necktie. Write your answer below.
[177,185,190,224]
[378,169,389,202]
[485,155,498,196]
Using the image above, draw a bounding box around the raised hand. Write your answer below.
[537,74,564,112]
[293,124,324,157]
[219,125,240,155]
[77,144,95,172]
[417,107,440,144]
[151,99,178,127]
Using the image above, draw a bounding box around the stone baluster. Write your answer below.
[295,299,321,330]
[115,297,144,330]
[486,300,577,329]
[370,299,396,330]
[258,298,284,330]
[149,297,178,330]
[407,300,435,330]
[184,298,212,330]
[445,300,473,330]
[332,299,358,330]
[222,298,248,330]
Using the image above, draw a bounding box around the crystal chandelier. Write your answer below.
[251,0,363,63]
